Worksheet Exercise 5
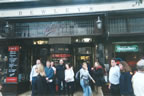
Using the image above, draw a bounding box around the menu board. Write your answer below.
[50,45,71,65]
[8,46,19,77]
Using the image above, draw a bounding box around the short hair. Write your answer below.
[137,59,144,71]
[111,58,116,62]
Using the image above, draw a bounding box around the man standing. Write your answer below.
[132,59,144,96]
[30,59,41,96]
[45,60,54,96]
[56,59,65,95]
[109,58,120,96]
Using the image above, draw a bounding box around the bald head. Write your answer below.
[137,59,144,71]
[59,59,64,65]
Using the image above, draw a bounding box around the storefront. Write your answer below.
[0,15,106,95]
[112,41,144,71]
[107,13,144,68]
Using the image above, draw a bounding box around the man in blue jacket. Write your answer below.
[45,60,54,96]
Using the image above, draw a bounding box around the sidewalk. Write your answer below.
[18,91,109,96]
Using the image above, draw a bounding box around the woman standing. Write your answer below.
[35,64,47,96]
[65,63,75,96]
[80,62,95,96]
[51,61,56,75]
[92,61,104,96]
[119,61,133,96]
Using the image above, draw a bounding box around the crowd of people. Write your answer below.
[30,58,144,96]
[109,58,144,96]
[30,59,105,96]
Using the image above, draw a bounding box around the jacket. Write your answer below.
[120,72,133,95]
[56,64,65,80]
[35,74,47,96]
[92,66,105,86]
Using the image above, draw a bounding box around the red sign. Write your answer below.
[8,46,19,52]
[51,54,71,58]
[6,77,17,83]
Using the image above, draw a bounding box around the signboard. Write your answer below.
[8,46,19,79]
[115,45,139,52]
[6,77,17,83]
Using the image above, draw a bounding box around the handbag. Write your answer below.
[83,78,89,86]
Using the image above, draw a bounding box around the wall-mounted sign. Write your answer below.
[115,45,139,52]
[8,46,19,78]
[0,1,143,18]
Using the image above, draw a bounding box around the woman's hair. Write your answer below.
[37,64,46,76]
[65,63,72,68]
[82,62,87,65]
[120,61,132,72]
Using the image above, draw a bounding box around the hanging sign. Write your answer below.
[115,45,139,52]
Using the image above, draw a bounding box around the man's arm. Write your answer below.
[30,65,35,82]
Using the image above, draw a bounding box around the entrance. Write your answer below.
[74,45,93,71]
[32,44,72,66]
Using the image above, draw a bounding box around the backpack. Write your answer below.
[75,70,80,81]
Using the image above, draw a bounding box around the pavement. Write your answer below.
[18,91,109,96]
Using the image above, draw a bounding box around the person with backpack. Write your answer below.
[79,62,95,96]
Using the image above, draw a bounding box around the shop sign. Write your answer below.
[115,45,139,52]
[8,46,20,79]
[6,77,17,83]
[0,1,143,18]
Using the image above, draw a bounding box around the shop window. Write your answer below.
[78,47,91,54]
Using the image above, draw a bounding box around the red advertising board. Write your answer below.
[6,77,18,83]
[8,46,20,52]
[51,54,71,58]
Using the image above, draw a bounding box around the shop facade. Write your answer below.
[0,1,144,95]
[0,14,106,95]
[106,12,144,72]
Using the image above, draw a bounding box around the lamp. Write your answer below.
[4,21,11,34]
[5,21,9,28]
[96,16,102,29]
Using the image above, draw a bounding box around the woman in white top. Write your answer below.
[65,63,75,96]
[51,61,56,74]
[80,62,95,96]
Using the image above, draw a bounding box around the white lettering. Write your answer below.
[19,11,22,15]
[41,10,46,14]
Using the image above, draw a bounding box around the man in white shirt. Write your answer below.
[30,59,41,96]
[132,59,144,96]
[109,58,120,96]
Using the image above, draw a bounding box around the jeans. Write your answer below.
[47,82,55,96]
[80,79,92,96]
[32,77,37,96]
[58,80,65,95]
[66,82,74,96]
[110,84,120,96]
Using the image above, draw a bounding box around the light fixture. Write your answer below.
[5,21,9,28]
[96,16,102,29]
[4,21,12,34]
[82,38,92,43]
